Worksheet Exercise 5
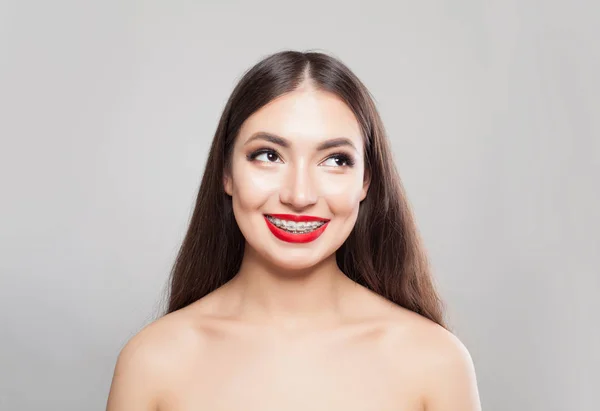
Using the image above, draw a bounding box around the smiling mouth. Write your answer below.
[264,215,327,234]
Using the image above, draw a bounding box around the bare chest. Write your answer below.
[161,334,424,411]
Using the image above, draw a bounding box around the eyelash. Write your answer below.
[246,148,356,167]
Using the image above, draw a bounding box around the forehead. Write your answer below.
[238,89,363,149]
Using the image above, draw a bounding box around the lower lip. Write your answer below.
[264,216,329,243]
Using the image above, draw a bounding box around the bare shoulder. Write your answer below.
[417,324,481,410]
[380,307,482,411]
[106,307,206,411]
[119,307,203,366]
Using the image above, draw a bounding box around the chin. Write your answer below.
[271,252,322,271]
[260,248,329,272]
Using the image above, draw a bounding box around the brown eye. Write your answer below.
[247,149,283,163]
[321,153,355,168]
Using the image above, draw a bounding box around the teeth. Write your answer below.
[266,216,326,233]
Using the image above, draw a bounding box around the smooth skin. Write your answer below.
[106,83,481,411]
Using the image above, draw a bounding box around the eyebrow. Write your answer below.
[244,132,358,152]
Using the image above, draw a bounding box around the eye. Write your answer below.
[321,153,355,168]
[247,149,283,164]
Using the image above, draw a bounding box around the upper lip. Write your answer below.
[266,213,329,222]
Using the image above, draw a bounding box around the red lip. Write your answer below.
[266,214,329,222]
[263,215,329,243]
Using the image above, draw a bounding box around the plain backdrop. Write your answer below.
[1,0,598,410]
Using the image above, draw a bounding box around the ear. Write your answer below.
[360,167,371,202]
[223,171,233,196]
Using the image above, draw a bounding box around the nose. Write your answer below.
[279,161,318,209]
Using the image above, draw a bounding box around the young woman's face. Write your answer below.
[225,87,370,271]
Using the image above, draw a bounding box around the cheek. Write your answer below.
[232,165,280,209]
[317,174,364,214]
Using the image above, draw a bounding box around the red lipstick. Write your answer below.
[264,214,329,243]
[268,214,328,222]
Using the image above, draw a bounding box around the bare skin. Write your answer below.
[106,258,480,411]
[106,86,481,410]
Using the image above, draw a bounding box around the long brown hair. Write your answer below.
[165,50,447,328]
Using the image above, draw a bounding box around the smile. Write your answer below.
[263,214,330,243]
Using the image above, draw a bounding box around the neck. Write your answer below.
[224,246,354,327]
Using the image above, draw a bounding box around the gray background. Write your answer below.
[1,0,598,410]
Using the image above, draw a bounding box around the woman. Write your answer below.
[107,50,481,411]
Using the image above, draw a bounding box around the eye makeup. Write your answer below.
[323,152,355,167]
[246,148,281,163]
[246,147,356,168]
